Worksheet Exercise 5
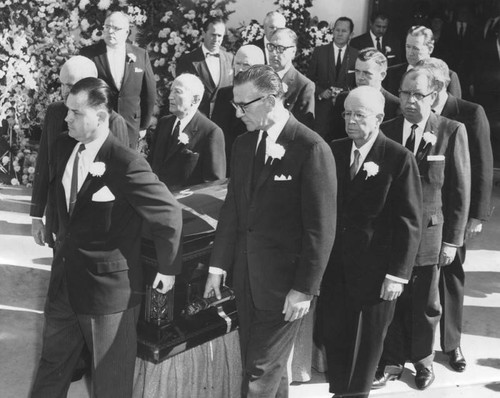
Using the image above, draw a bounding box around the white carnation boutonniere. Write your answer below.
[266,140,285,164]
[422,131,437,147]
[385,45,392,53]
[89,162,106,177]
[363,161,379,180]
[127,53,136,63]
[282,82,288,93]
[178,131,189,145]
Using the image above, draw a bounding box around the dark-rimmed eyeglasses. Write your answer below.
[266,43,295,54]
[398,90,434,101]
[341,111,375,121]
[231,96,266,114]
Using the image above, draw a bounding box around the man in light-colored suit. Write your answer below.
[176,16,234,117]
[80,11,156,149]
[308,17,359,138]
[149,73,226,189]
[30,78,182,398]
[204,65,337,397]
[375,67,471,391]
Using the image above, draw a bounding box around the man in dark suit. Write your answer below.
[385,26,462,99]
[321,86,422,398]
[149,73,226,189]
[250,11,286,64]
[30,78,182,398]
[308,17,358,138]
[350,13,402,66]
[420,58,493,372]
[331,48,400,141]
[31,56,129,249]
[176,16,234,118]
[80,11,156,149]
[204,65,337,397]
[212,45,265,174]
[268,28,315,129]
[375,68,471,390]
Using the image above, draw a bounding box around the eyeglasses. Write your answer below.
[342,111,376,121]
[398,90,434,101]
[231,96,266,114]
[266,43,295,54]
[104,24,127,32]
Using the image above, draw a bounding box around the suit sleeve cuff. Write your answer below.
[386,274,408,284]
[31,216,43,220]
[208,266,225,275]
[443,241,460,248]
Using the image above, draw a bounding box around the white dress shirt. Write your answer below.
[62,131,109,211]
[176,107,198,134]
[202,45,221,87]
[351,130,408,284]
[402,119,426,155]
[370,31,382,49]
[332,43,346,66]
[106,45,126,90]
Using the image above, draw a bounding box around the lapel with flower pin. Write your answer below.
[415,130,436,164]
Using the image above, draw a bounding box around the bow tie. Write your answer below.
[206,52,220,58]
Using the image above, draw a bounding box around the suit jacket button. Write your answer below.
[248,228,253,233]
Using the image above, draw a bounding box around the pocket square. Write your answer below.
[387,54,396,58]
[92,186,115,202]
[134,67,143,73]
[427,155,445,161]
[274,174,292,181]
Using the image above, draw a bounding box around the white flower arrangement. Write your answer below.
[178,132,189,145]
[89,162,106,177]
[266,141,286,163]
[363,162,379,179]
[422,131,437,146]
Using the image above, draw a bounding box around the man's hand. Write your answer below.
[465,218,483,240]
[380,278,404,301]
[439,243,458,266]
[203,273,223,300]
[282,289,313,322]
[319,88,333,100]
[152,273,175,294]
[32,218,46,246]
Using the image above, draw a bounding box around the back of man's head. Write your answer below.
[347,86,385,115]
[415,57,450,91]
[70,77,113,114]
[60,56,98,82]
[234,65,285,100]
[234,45,265,74]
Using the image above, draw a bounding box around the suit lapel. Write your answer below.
[243,132,259,200]
[94,41,118,91]
[417,113,439,163]
[121,44,135,89]
[327,45,336,83]
[56,137,78,221]
[194,48,216,91]
[164,117,182,162]
[350,132,386,187]
[219,51,232,88]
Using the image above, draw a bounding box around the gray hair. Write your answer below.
[234,65,285,99]
[415,57,450,90]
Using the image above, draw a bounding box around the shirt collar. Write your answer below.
[260,111,290,144]
[202,44,219,56]
[276,63,292,79]
[369,31,381,45]
[333,42,347,51]
[106,44,126,54]
[403,118,426,134]
[351,129,379,161]
[82,130,109,159]
[177,108,198,132]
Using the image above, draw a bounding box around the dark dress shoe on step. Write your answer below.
[371,368,402,389]
[446,347,466,372]
[415,365,435,390]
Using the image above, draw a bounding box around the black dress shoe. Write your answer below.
[446,347,467,372]
[415,365,435,390]
[371,368,402,389]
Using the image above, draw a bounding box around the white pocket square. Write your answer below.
[427,155,445,161]
[134,67,143,73]
[92,186,115,202]
[387,54,396,58]
[274,174,292,181]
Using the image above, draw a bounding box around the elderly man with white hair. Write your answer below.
[149,73,226,189]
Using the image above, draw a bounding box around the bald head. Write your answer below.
[234,45,265,74]
[263,11,286,41]
[60,56,98,101]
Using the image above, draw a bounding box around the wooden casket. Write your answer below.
[137,179,238,363]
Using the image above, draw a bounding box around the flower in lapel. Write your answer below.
[282,82,288,93]
[89,162,106,177]
[363,162,379,179]
[178,132,189,145]
[385,46,392,53]
[266,140,285,164]
[127,53,136,64]
[422,131,437,146]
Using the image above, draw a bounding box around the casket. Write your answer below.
[137,179,238,363]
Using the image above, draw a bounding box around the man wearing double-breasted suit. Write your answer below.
[176,16,233,118]
[30,78,182,398]
[204,65,337,397]
[80,11,156,149]
[374,67,471,391]
[321,86,423,398]
[307,17,358,138]
[149,73,226,189]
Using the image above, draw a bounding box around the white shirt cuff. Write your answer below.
[31,216,43,220]
[386,274,408,284]
[208,266,225,275]
[443,241,460,248]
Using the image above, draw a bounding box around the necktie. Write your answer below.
[252,131,267,191]
[350,149,360,180]
[169,120,180,148]
[335,48,342,77]
[69,143,85,216]
[376,37,382,52]
[206,52,220,58]
[406,124,418,154]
